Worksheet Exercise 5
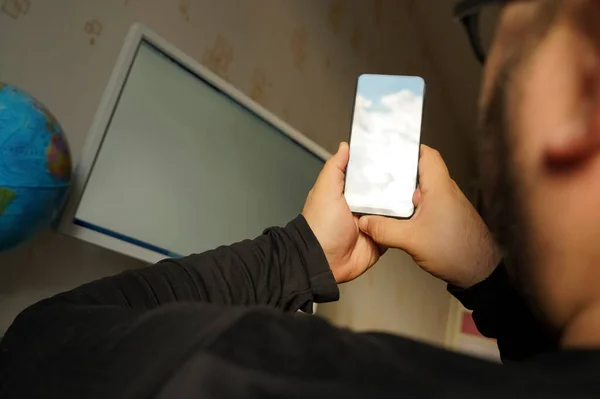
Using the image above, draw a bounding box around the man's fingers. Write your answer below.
[329,142,349,173]
[315,142,349,192]
[419,145,451,189]
[413,187,422,208]
[358,216,413,250]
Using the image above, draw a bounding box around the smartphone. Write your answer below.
[344,74,425,219]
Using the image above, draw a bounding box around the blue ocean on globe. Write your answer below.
[0,83,72,251]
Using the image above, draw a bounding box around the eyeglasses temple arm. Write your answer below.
[462,14,486,64]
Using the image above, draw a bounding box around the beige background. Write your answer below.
[0,0,481,347]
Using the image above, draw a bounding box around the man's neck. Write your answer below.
[562,301,600,348]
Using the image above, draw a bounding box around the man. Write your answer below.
[1,0,598,397]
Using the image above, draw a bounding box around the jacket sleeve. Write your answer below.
[0,215,339,396]
[448,262,558,362]
[39,214,339,313]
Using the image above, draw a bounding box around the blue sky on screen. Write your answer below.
[357,74,424,105]
[344,75,425,215]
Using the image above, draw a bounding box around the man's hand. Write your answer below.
[302,142,383,284]
[358,145,502,289]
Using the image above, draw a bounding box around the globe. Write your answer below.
[0,83,72,251]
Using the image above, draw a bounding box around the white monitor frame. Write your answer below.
[58,23,331,264]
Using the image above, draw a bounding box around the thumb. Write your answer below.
[358,216,414,250]
[315,142,349,192]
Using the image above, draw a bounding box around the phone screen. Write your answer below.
[344,74,425,218]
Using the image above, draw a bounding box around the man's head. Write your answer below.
[478,0,600,342]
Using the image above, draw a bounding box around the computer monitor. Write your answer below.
[59,24,328,263]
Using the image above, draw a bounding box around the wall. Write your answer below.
[0,0,472,345]
[408,0,500,158]
[411,0,484,145]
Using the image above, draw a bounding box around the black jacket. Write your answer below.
[449,265,558,362]
[0,215,595,399]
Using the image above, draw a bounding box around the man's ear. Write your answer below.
[545,73,600,168]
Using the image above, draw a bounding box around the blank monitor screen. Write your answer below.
[74,41,324,257]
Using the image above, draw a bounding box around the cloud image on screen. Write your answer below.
[345,75,424,216]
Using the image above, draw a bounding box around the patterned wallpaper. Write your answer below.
[0,0,471,345]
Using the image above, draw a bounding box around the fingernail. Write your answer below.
[338,142,343,151]
[358,217,368,230]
